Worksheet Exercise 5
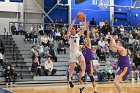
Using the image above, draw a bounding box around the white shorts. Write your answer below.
[69,51,83,63]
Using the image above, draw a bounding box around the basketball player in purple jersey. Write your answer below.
[81,23,98,93]
[110,35,131,93]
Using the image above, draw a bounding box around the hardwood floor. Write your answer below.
[4,83,140,93]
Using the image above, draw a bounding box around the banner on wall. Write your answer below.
[10,0,23,2]
[0,0,4,2]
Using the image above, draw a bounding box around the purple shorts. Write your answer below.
[117,66,131,80]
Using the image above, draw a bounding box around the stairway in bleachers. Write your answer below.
[0,35,32,82]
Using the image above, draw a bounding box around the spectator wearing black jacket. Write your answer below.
[133,52,140,71]
[49,46,57,62]
[4,66,13,86]
[57,40,66,54]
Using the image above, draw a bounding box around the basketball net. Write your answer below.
[98,0,110,11]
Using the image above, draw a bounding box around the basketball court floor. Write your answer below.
[0,82,140,93]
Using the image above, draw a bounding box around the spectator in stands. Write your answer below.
[0,51,3,66]
[128,34,134,46]
[2,59,11,70]
[91,46,99,60]
[91,37,98,46]
[62,24,68,34]
[58,19,63,29]
[105,61,115,81]
[18,23,25,35]
[103,44,110,57]
[4,66,13,86]
[105,32,112,43]
[98,38,105,48]
[44,57,56,76]
[133,52,140,71]
[38,24,43,35]
[101,21,111,35]
[49,46,57,62]
[11,66,17,85]
[57,40,66,54]
[31,45,41,63]
[114,26,121,37]
[40,35,50,47]
[99,19,105,29]
[90,18,96,26]
[55,29,61,41]
[132,39,139,52]
[92,26,98,34]
[31,24,36,33]
[37,44,47,58]
[0,40,5,54]
[120,25,125,37]
[11,23,17,35]
[51,28,56,40]
[33,32,38,44]
[96,45,106,61]
[45,24,51,36]
[62,35,69,47]
[95,33,100,42]
[80,34,85,45]
[31,57,42,76]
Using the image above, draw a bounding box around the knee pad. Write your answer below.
[90,76,94,82]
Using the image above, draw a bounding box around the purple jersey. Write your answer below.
[82,47,93,65]
[117,53,130,68]
[117,53,131,80]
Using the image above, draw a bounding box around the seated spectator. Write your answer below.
[33,32,38,44]
[98,38,105,48]
[18,23,25,35]
[80,34,85,45]
[40,35,50,47]
[49,46,57,62]
[4,66,13,86]
[105,32,112,43]
[96,45,106,61]
[0,52,4,66]
[38,24,44,35]
[11,23,18,35]
[55,30,61,41]
[31,57,42,76]
[10,66,17,85]
[105,61,115,81]
[103,44,110,57]
[93,26,98,34]
[31,45,40,62]
[37,44,47,58]
[91,46,99,60]
[57,40,66,54]
[62,35,69,47]
[24,32,32,42]
[2,59,11,70]
[133,52,140,71]
[44,57,56,76]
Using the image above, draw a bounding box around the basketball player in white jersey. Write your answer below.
[67,16,86,93]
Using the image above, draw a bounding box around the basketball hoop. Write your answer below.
[98,0,110,10]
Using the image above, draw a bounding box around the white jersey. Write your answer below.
[69,34,80,54]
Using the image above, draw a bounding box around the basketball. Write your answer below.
[77,12,85,20]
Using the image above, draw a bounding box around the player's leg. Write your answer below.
[88,71,98,93]
[114,75,123,93]
[78,55,86,84]
[78,55,86,93]
[68,63,76,88]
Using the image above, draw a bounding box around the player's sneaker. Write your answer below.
[80,87,84,93]
[94,91,98,93]
[69,81,74,88]
[81,76,85,82]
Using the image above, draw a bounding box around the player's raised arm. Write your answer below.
[78,15,87,36]
[67,18,76,37]
[86,22,91,49]
[110,37,124,51]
